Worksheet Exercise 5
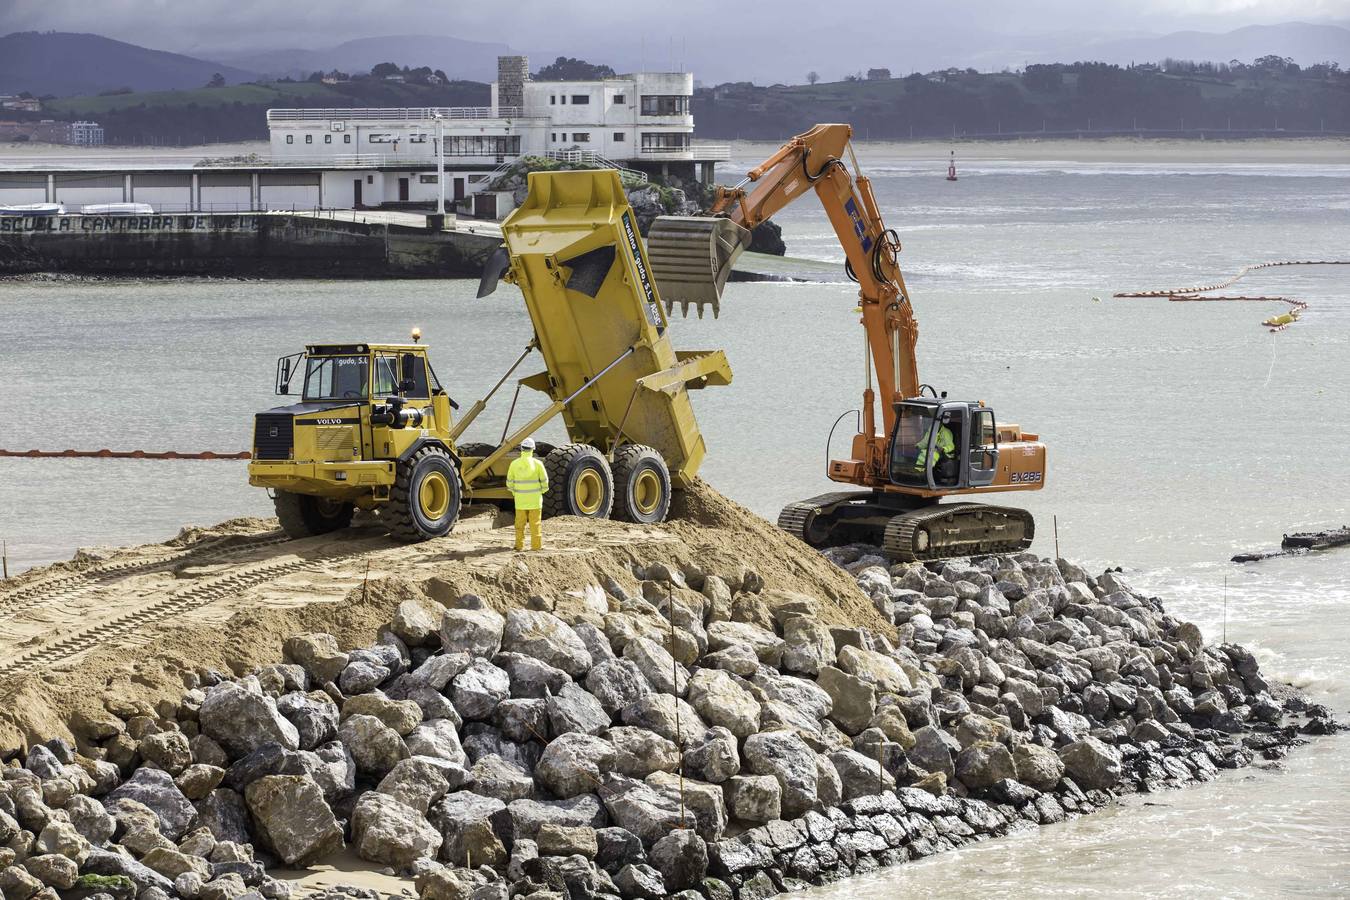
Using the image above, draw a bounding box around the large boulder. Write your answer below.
[909,725,960,778]
[471,753,535,803]
[351,791,442,869]
[451,660,511,722]
[276,693,340,751]
[706,622,785,667]
[650,829,708,893]
[646,772,727,843]
[620,695,707,745]
[198,684,300,759]
[584,659,651,716]
[505,795,607,840]
[815,666,877,735]
[1013,742,1065,791]
[405,718,468,767]
[536,734,617,799]
[607,727,680,778]
[339,714,409,776]
[546,683,611,737]
[391,599,440,647]
[683,727,740,784]
[502,610,592,677]
[1058,737,1123,790]
[623,637,689,696]
[341,693,423,736]
[836,646,912,694]
[440,607,505,658]
[686,670,760,740]
[494,653,571,700]
[827,748,896,800]
[742,731,819,818]
[283,633,348,686]
[780,617,836,676]
[722,775,781,824]
[377,757,452,814]
[244,775,344,866]
[954,741,1017,790]
[430,792,507,869]
[600,775,683,844]
[103,768,195,841]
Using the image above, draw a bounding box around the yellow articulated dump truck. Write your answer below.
[247,170,732,541]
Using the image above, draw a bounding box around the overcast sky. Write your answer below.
[3,0,1347,81]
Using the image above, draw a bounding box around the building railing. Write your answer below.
[266,107,537,122]
[692,143,731,160]
[542,150,648,185]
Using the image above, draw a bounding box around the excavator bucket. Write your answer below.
[646,216,752,319]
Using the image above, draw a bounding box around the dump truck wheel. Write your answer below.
[543,444,614,519]
[455,442,496,460]
[273,491,354,539]
[386,446,462,541]
[612,444,672,524]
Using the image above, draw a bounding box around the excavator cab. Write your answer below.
[889,400,1000,491]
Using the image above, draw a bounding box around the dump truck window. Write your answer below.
[303,356,369,400]
[373,354,400,397]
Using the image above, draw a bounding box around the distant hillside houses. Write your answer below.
[0,118,103,144]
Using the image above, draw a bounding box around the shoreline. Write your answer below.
[0,485,1339,900]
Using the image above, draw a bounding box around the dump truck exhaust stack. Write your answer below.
[646,216,752,319]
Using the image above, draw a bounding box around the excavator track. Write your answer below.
[883,502,1035,562]
[777,491,875,546]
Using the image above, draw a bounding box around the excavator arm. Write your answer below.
[649,124,919,454]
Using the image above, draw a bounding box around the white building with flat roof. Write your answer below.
[264,57,726,209]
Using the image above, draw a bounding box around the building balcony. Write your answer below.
[266,107,544,122]
[634,143,730,161]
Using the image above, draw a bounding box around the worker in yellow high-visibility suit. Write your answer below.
[507,437,549,551]
[916,418,957,475]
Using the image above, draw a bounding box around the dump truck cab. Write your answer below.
[249,340,464,541]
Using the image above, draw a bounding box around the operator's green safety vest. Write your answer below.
[507,451,549,511]
[915,424,956,470]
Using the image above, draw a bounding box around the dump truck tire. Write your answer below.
[386,446,462,541]
[273,491,354,539]
[611,444,671,524]
[543,444,614,519]
[455,442,496,460]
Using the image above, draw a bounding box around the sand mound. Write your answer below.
[0,482,885,755]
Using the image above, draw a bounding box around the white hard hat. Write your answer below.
[520,437,536,451]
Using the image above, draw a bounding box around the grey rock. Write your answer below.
[954,742,1017,790]
[546,683,611,737]
[282,634,349,686]
[614,862,665,899]
[705,622,784,667]
[685,670,760,740]
[64,794,116,845]
[649,830,707,893]
[198,684,300,759]
[502,610,592,677]
[405,718,468,767]
[623,637,688,696]
[377,757,452,814]
[600,775,684,844]
[470,754,535,803]
[104,768,195,841]
[244,775,343,866]
[573,622,617,665]
[495,698,550,744]
[338,714,409,776]
[391,600,440,647]
[429,792,507,869]
[82,847,175,893]
[192,789,251,845]
[619,695,706,745]
[722,776,781,824]
[440,607,506,658]
[816,667,876,735]
[1013,742,1065,791]
[607,727,680,779]
[536,823,598,859]
[909,725,960,778]
[494,653,572,700]
[827,749,896,800]
[351,791,441,868]
[451,660,511,722]
[139,731,192,776]
[682,727,740,783]
[537,734,616,799]
[505,795,607,840]
[1058,738,1123,790]
[743,731,818,818]
[584,660,651,717]
[780,617,836,676]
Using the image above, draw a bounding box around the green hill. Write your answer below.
[0,31,255,96]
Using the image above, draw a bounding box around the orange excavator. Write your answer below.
[646,123,1047,560]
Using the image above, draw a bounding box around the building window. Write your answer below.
[367,175,374,184]
[443,135,522,156]
[572,133,590,143]
[409,134,428,143]
[324,134,332,143]
[368,133,394,143]
[560,95,567,104]
[641,132,691,152]
[550,95,556,105]
[344,134,351,143]
[613,132,625,142]
[640,95,690,116]
[551,133,556,141]
[613,94,626,105]
[571,94,590,105]
[304,134,313,144]
[419,174,439,184]
[286,134,294,144]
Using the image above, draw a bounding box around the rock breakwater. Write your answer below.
[0,540,1337,900]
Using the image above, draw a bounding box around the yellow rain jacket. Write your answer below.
[507,450,549,510]
[916,424,956,470]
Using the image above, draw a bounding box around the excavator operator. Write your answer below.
[917,412,959,485]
